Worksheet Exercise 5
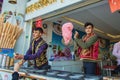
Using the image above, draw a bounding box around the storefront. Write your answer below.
[24,0,101,71]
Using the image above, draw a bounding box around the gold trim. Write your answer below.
[61,0,64,3]
[110,39,120,43]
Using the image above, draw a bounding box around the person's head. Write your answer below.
[84,22,94,34]
[33,27,43,40]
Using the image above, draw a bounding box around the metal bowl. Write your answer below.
[84,76,100,80]
[46,71,59,76]
[69,74,84,79]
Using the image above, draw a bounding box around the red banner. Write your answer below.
[108,0,120,13]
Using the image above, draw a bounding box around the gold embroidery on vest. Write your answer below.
[34,40,47,67]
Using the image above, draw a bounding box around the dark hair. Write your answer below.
[33,27,43,33]
[84,22,94,28]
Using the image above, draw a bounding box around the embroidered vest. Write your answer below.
[32,39,48,67]
[78,35,99,60]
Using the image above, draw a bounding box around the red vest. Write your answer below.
[78,34,99,60]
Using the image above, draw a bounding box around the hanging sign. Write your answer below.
[25,0,83,20]
[35,19,42,28]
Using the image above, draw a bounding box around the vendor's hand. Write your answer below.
[74,31,79,39]
[14,54,24,59]
[14,53,19,58]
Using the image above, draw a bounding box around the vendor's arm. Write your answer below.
[14,46,32,59]
[74,40,79,52]
[112,43,120,58]
[74,35,97,49]
[24,43,48,60]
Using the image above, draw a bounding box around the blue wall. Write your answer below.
[51,29,85,51]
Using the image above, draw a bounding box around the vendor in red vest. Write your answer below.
[74,22,99,75]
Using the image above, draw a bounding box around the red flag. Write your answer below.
[108,0,120,13]
[35,19,42,28]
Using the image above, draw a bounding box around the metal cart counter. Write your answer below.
[0,67,104,80]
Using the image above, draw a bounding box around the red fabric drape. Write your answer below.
[108,0,120,13]
[35,19,42,28]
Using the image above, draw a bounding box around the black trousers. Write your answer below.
[83,61,97,75]
[114,65,120,74]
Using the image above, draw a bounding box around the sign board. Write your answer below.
[25,0,83,21]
